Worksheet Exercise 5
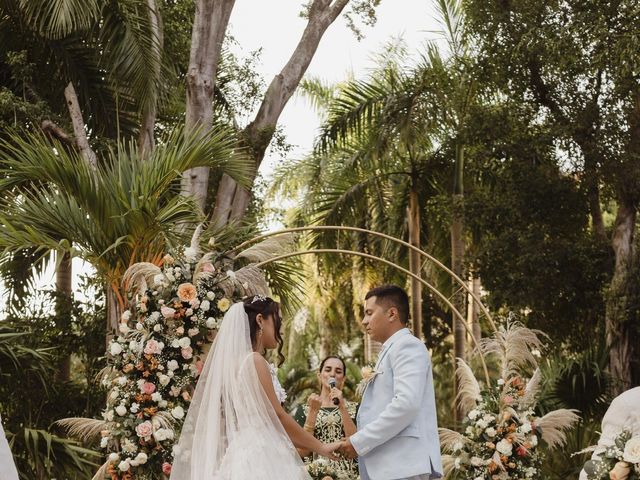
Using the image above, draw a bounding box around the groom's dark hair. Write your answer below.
[365,284,410,324]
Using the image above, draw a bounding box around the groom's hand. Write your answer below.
[338,438,357,459]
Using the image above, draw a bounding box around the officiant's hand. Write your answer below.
[337,438,357,459]
[318,441,341,460]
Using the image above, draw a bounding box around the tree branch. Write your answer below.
[63,81,98,169]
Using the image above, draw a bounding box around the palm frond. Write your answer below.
[54,417,107,446]
[537,409,581,449]
[235,234,296,263]
[455,358,481,412]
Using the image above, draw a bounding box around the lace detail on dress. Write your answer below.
[269,363,287,404]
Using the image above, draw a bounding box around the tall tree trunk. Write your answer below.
[407,184,423,339]
[55,252,72,382]
[138,0,163,157]
[211,0,351,225]
[451,143,466,423]
[181,0,236,210]
[605,199,636,394]
[64,82,97,168]
[470,275,482,347]
[107,287,122,333]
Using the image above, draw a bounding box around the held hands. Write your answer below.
[318,441,342,461]
[336,438,358,459]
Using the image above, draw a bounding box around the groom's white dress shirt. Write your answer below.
[579,387,640,480]
[351,328,443,480]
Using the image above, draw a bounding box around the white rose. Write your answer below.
[118,460,130,472]
[188,328,199,337]
[171,406,185,419]
[171,339,180,348]
[206,291,215,300]
[108,452,120,463]
[496,439,513,456]
[470,456,484,467]
[185,308,193,317]
[530,435,538,447]
[109,343,123,356]
[153,273,167,286]
[118,323,129,334]
[178,337,191,349]
[158,374,170,386]
[476,419,488,429]
[485,427,497,437]
[136,322,143,330]
[135,452,148,465]
[623,436,640,463]
[159,400,168,408]
[151,392,163,402]
[167,360,179,371]
[130,403,140,413]
[468,409,480,420]
[200,300,210,311]
[153,324,162,332]
[520,422,532,434]
[121,310,132,321]
[115,405,127,416]
[206,317,216,328]
[105,410,115,422]
[497,378,505,385]
[117,376,127,386]
[150,311,161,322]
[184,247,197,262]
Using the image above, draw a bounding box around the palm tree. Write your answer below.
[0,126,251,332]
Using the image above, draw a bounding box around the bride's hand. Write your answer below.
[317,441,341,461]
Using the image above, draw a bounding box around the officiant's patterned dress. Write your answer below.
[294,401,360,480]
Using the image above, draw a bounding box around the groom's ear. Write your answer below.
[388,306,399,322]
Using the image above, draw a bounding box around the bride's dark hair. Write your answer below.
[243,296,285,365]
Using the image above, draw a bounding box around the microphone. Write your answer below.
[328,377,340,406]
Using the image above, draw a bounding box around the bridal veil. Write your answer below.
[169,302,310,480]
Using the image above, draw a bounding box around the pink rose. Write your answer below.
[202,262,215,273]
[135,421,153,438]
[503,395,514,405]
[144,339,161,355]
[161,306,176,319]
[195,360,204,376]
[176,326,185,335]
[181,346,193,360]
[142,382,156,395]
[162,462,172,474]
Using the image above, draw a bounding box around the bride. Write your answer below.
[170,296,339,479]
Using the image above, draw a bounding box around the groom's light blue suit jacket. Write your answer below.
[351,328,443,480]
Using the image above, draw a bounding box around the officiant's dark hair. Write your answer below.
[365,284,410,324]
[319,355,346,373]
[244,296,285,365]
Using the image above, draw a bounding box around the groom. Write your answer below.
[338,285,442,480]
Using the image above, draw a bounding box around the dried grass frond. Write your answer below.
[441,454,457,477]
[190,223,204,250]
[520,368,542,408]
[154,411,176,430]
[537,409,580,449]
[91,461,110,480]
[123,262,162,293]
[236,234,295,263]
[439,428,470,452]
[479,322,545,378]
[54,417,107,446]
[455,358,481,413]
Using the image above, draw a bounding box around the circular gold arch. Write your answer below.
[233,225,497,333]
[254,248,491,386]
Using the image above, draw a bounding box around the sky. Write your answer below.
[1,0,441,308]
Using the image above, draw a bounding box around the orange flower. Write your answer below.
[177,283,197,303]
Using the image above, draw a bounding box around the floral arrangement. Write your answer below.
[581,430,640,480]
[440,322,580,480]
[355,364,381,397]
[57,233,282,480]
[306,457,339,480]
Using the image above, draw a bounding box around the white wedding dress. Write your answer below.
[170,303,311,480]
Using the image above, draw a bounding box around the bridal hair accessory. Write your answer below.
[251,294,267,303]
